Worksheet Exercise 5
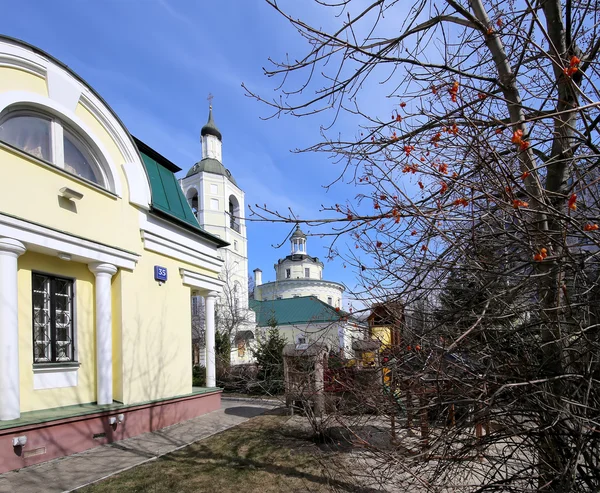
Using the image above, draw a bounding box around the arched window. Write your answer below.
[186,188,199,214]
[228,194,240,232]
[233,282,241,311]
[0,110,107,188]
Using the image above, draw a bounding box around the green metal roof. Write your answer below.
[134,138,228,248]
[140,151,200,227]
[250,296,352,327]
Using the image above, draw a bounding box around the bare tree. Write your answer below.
[215,259,256,368]
[245,0,600,490]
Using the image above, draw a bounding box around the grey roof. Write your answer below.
[291,225,306,239]
[283,343,329,357]
[201,106,222,140]
[352,340,381,352]
[185,158,238,186]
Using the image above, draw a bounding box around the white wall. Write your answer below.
[254,280,344,307]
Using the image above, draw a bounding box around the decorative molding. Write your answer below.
[259,278,346,291]
[33,366,78,390]
[180,268,224,293]
[46,65,81,113]
[0,213,139,270]
[0,38,152,210]
[88,262,118,277]
[140,212,224,271]
[121,162,151,210]
[0,91,123,197]
[0,44,46,77]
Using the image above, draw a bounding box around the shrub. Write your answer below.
[251,327,287,395]
[192,365,206,387]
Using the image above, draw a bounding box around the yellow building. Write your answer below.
[0,36,227,472]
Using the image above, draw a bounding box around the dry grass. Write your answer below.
[80,415,359,493]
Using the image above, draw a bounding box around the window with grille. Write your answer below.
[32,273,75,363]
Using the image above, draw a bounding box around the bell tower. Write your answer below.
[179,103,253,363]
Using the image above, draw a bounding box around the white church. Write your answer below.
[179,106,358,362]
[179,106,255,365]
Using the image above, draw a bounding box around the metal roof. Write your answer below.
[201,106,222,140]
[249,296,353,327]
[137,144,228,248]
[185,158,238,186]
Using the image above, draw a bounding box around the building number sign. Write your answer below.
[154,266,167,283]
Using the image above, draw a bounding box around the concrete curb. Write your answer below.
[221,396,283,405]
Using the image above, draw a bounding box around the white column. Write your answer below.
[89,262,117,405]
[205,291,218,388]
[0,238,26,421]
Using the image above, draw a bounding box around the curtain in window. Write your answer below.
[63,130,102,185]
[0,115,51,161]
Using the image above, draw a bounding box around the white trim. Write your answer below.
[33,366,78,390]
[0,45,46,77]
[0,213,138,269]
[122,162,151,210]
[0,238,25,420]
[180,268,224,293]
[0,39,152,210]
[140,212,224,271]
[46,65,81,112]
[0,91,122,196]
[260,278,346,291]
[88,263,116,405]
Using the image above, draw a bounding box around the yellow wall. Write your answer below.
[0,147,140,253]
[371,325,392,348]
[0,65,139,253]
[0,68,47,96]
[2,60,221,413]
[119,251,193,404]
[18,252,96,412]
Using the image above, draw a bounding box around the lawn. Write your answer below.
[80,414,351,493]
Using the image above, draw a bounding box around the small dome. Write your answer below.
[185,158,237,186]
[201,106,222,141]
[291,225,306,239]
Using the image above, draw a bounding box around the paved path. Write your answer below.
[0,399,276,493]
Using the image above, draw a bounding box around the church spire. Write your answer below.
[201,99,222,162]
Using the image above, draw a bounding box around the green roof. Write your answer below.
[134,138,228,248]
[250,296,352,327]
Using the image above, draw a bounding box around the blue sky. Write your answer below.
[0,0,372,305]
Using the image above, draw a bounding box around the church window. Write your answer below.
[0,110,107,188]
[210,198,219,210]
[327,296,333,305]
[276,296,282,300]
[191,296,201,316]
[233,283,240,310]
[32,273,75,364]
[286,268,291,279]
[228,195,240,232]
[237,341,246,358]
[305,268,310,278]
